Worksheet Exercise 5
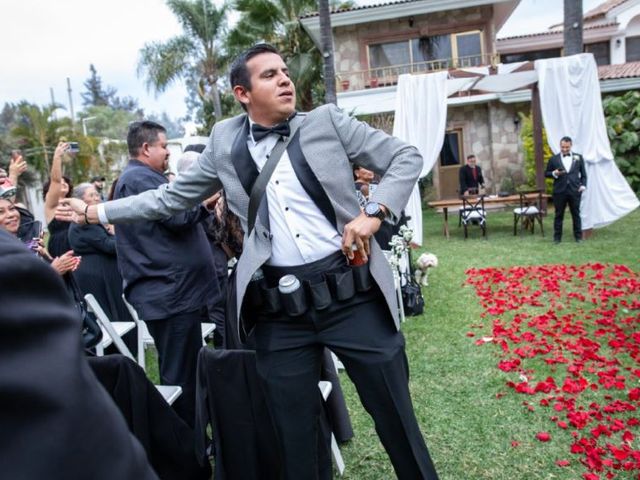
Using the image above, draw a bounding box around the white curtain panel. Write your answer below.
[535,53,639,229]
[392,72,448,245]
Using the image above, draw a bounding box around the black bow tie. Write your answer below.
[252,118,292,142]
[562,154,572,158]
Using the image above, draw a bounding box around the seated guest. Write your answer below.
[459,154,485,195]
[0,229,158,480]
[68,183,133,325]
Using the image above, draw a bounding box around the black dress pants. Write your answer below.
[253,258,438,480]
[146,308,206,428]
[553,191,582,241]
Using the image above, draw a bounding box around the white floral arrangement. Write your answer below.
[387,226,413,268]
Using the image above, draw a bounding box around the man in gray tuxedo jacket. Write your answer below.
[545,136,587,243]
[60,44,438,479]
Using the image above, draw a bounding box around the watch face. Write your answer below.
[365,202,379,216]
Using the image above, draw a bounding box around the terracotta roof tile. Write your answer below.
[300,0,420,19]
[497,21,618,41]
[598,61,640,79]
[584,0,629,20]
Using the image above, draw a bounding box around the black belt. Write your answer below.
[246,251,373,319]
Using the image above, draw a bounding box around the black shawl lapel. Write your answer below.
[287,131,338,230]
[231,117,259,196]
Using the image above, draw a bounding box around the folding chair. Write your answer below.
[84,293,135,360]
[460,195,487,239]
[121,294,215,371]
[319,380,346,475]
[513,189,544,236]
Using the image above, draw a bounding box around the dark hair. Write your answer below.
[42,175,73,200]
[127,120,166,157]
[560,136,572,144]
[184,143,206,154]
[466,154,476,160]
[229,44,282,111]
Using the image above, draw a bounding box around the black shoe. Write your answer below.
[553,239,561,244]
[576,238,583,243]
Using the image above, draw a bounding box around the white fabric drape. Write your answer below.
[474,70,538,93]
[392,72,448,246]
[535,54,639,229]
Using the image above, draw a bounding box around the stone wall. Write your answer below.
[333,5,493,89]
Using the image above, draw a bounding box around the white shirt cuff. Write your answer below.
[97,203,109,224]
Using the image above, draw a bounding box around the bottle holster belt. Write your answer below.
[245,251,373,319]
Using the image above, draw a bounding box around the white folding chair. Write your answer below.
[155,385,182,405]
[318,380,346,476]
[84,294,135,360]
[122,294,215,370]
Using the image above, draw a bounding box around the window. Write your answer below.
[369,41,411,77]
[412,35,452,70]
[501,48,561,64]
[585,41,610,66]
[439,130,462,167]
[626,37,640,62]
[368,30,483,73]
[456,32,483,66]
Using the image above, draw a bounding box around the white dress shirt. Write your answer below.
[97,122,344,266]
[247,119,342,266]
[561,152,573,173]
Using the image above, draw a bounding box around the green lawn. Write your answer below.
[144,206,640,479]
[337,206,640,480]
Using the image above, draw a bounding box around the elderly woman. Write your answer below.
[68,183,132,325]
[0,197,78,275]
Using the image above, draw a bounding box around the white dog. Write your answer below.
[414,252,438,286]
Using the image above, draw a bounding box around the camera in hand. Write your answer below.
[68,142,80,154]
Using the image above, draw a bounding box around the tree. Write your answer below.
[318,0,336,105]
[227,0,321,111]
[603,91,640,195]
[82,64,116,107]
[82,65,142,114]
[564,0,583,56]
[11,102,73,175]
[138,0,228,129]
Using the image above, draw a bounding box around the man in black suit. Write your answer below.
[545,136,587,243]
[113,121,219,427]
[0,229,158,480]
[459,154,484,195]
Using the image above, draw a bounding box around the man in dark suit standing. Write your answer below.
[60,44,438,479]
[113,121,218,427]
[545,136,587,243]
[459,154,484,195]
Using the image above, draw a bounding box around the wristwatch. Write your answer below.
[364,201,386,221]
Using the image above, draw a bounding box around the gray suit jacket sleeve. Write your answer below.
[326,105,423,220]
[104,133,223,223]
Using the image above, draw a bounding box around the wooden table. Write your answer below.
[427,193,546,239]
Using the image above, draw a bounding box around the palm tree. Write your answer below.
[138,0,228,127]
[318,0,337,105]
[227,0,321,111]
[11,102,72,176]
[564,0,583,56]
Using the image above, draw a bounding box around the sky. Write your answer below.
[0,0,604,125]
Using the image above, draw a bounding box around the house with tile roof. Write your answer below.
[300,0,640,200]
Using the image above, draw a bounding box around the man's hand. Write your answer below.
[578,185,586,193]
[341,212,383,263]
[553,169,565,177]
[56,198,89,224]
[202,191,222,211]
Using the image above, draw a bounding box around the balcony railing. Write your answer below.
[336,53,500,92]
